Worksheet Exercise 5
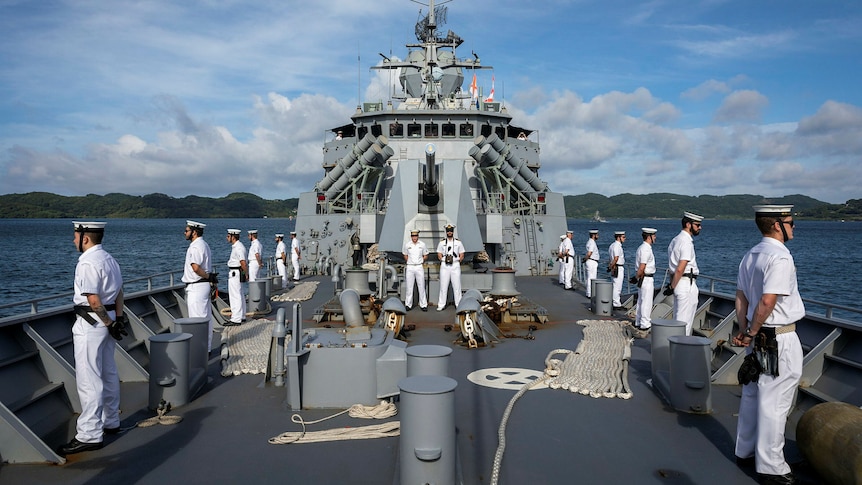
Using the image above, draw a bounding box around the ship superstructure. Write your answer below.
[295,0,567,277]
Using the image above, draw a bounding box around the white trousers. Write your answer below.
[673,277,699,335]
[735,332,802,476]
[248,261,260,282]
[186,282,214,351]
[73,314,120,443]
[276,259,287,288]
[558,260,565,284]
[611,266,624,306]
[228,269,246,323]
[437,263,462,309]
[291,256,300,280]
[404,265,427,309]
[585,260,598,297]
[563,258,574,290]
[636,276,654,328]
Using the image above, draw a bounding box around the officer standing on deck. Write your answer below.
[584,229,600,298]
[290,231,301,281]
[274,234,287,289]
[436,224,464,311]
[666,211,703,335]
[557,234,567,285]
[561,230,575,290]
[226,229,247,325]
[608,230,626,308]
[247,230,262,282]
[633,228,657,331]
[182,220,217,350]
[402,229,429,311]
[60,221,127,455]
[732,205,804,485]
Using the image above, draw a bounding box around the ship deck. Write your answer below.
[0,275,822,484]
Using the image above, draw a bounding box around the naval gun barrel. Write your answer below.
[422,143,440,206]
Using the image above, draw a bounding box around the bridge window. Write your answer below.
[408,123,422,137]
[370,124,382,137]
[442,123,456,138]
[495,126,505,139]
[389,123,404,137]
[424,123,439,138]
[358,126,368,139]
[480,125,493,137]
[459,123,474,137]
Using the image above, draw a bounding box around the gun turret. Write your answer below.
[422,143,440,206]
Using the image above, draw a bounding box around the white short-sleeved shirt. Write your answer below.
[561,237,574,257]
[249,239,262,262]
[636,242,655,274]
[74,245,123,306]
[228,241,247,267]
[291,237,300,258]
[275,241,286,259]
[182,237,212,283]
[737,237,805,325]
[668,230,698,275]
[437,238,465,259]
[608,240,625,265]
[403,239,429,265]
[585,239,599,261]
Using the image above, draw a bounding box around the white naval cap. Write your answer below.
[248,229,258,234]
[73,221,106,232]
[683,211,704,222]
[410,229,420,236]
[186,220,206,229]
[642,227,657,234]
[560,234,566,240]
[614,231,626,236]
[589,229,599,234]
[275,233,284,238]
[566,230,573,234]
[227,228,241,235]
[753,205,793,217]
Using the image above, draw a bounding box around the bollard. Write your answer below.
[173,317,209,398]
[148,333,192,410]
[590,279,598,313]
[668,335,713,413]
[406,345,453,377]
[398,375,458,485]
[272,274,283,290]
[248,280,268,313]
[263,275,273,299]
[271,308,287,387]
[593,280,612,315]
[650,318,688,404]
[285,303,309,410]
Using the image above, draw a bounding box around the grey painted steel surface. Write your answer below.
[339,288,364,328]
[668,335,713,414]
[248,280,268,313]
[489,267,519,296]
[650,318,688,403]
[172,317,208,398]
[593,280,613,316]
[406,345,452,377]
[344,269,372,296]
[398,375,458,485]
[147,333,192,410]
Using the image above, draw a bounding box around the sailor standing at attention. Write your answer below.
[60,221,127,455]
[583,229,600,298]
[247,230,262,282]
[274,233,287,289]
[226,229,247,325]
[608,231,626,308]
[732,205,804,485]
[561,230,575,290]
[557,234,567,285]
[290,231,301,281]
[436,224,464,311]
[633,228,657,331]
[182,220,217,351]
[665,211,703,335]
[402,229,429,311]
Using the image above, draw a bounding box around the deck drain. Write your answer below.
[467,367,548,390]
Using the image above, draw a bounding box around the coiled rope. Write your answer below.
[136,400,183,428]
[268,401,399,445]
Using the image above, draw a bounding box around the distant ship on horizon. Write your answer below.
[591,210,608,223]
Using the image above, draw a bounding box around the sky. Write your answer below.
[1,0,861,204]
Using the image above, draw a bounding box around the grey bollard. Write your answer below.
[148,333,192,410]
[398,375,458,485]
[406,345,453,377]
[593,280,613,316]
[272,274,283,289]
[173,317,209,398]
[590,279,598,312]
[248,280,268,313]
[650,319,688,403]
[263,275,273,299]
[668,335,713,414]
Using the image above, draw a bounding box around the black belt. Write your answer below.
[74,304,116,326]
[643,274,654,277]
[185,280,207,286]
[229,266,241,269]
[685,273,698,280]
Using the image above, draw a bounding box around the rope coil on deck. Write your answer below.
[136,400,183,428]
[268,401,399,445]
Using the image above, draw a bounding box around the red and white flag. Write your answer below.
[484,75,495,102]
[469,73,478,102]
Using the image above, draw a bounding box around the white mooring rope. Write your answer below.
[268,401,399,445]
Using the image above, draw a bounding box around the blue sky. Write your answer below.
[1,0,861,203]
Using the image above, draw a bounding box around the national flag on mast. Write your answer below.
[469,73,478,104]
[484,75,495,102]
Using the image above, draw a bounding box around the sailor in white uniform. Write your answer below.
[247,230,262,282]
[634,228,657,330]
[608,230,626,307]
[436,224,465,311]
[182,220,216,350]
[732,205,804,484]
[61,221,125,455]
[274,233,287,289]
[402,229,429,311]
[226,229,247,325]
[666,211,703,335]
[584,229,600,298]
[290,231,301,281]
[557,234,567,285]
[561,230,575,290]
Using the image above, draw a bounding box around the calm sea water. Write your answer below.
[1,218,860,320]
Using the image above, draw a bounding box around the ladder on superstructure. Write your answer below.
[524,216,539,275]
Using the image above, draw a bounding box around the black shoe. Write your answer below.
[421,307,427,312]
[104,426,121,435]
[613,306,624,310]
[59,438,103,455]
[736,455,755,468]
[405,305,412,311]
[758,473,795,485]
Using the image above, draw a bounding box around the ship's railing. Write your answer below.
[475,191,546,216]
[0,270,184,319]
